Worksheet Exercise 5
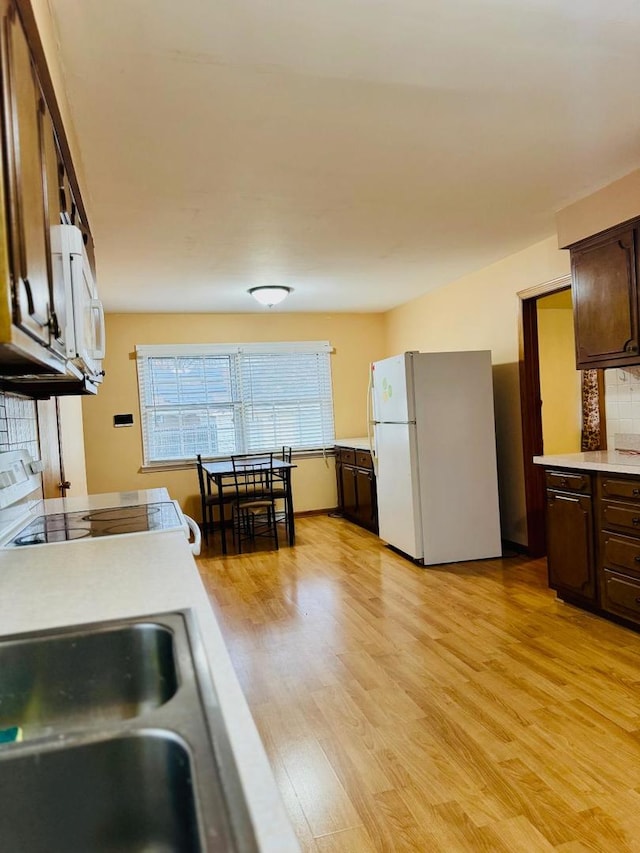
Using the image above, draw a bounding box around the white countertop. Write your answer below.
[0,529,300,852]
[335,436,371,450]
[534,450,640,476]
[40,487,173,514]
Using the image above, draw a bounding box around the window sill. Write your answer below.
[139,448,335,474]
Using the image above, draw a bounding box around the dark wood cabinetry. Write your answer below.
[541,464,640,631]
[0,0,99,392]
[570,220,640,369]
[544,470,596,603]
[335,446,378,533]
[598,475,640,627]
[3,2,52,347]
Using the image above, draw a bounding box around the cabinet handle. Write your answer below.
[634,488,640,496]
[560,478,568,487]
[634,518,640,526]
[635,555,640,563]
[636,597,640,605]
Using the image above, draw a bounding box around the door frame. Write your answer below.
[37,397,68,498]
[518,275,571,557]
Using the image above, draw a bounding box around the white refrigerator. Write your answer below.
[370,351,502,565]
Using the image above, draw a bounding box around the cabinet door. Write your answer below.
[2,3,51,344]
[546,490,595,601]
[335,459,344,511]
[601,570,640,626]
[341,464,358,521]
[355,467,376,531]
[572,226,639,369]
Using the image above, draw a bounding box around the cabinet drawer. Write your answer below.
[601,570,640,625]
[544,470,591,494]
[601,477,640,502]
[337,448,356,464]
[601,502,640,535]
[355,450,373,469]
[601,532,640,579]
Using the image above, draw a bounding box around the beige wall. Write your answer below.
[385,235,571,546]
[556,168,640,248]
[59,397,88,496]
[82,312,386,520]
[537,305,581,455]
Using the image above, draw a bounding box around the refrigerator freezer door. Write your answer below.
[372,353,414,423]
[375,421,423,560]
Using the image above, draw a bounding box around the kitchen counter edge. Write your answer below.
[534,450,640,476]
[334,436,371,451]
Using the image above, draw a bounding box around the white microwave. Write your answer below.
[50,224,105,382]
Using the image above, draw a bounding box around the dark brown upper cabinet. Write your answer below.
[0,0,100,394]
[570,221,640,370]
[2,1,52,348]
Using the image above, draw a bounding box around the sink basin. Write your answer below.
[0,612,257,852]
[0,733,205,852]
[0,622,177,738]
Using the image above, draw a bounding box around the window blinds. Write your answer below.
[136,342,334,463]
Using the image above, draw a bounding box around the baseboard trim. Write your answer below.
[502,538,530,556]
[294,507,337,518]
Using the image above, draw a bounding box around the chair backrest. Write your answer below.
[280,446,292,462]
[231,454,275,502]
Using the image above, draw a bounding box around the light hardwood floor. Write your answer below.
[197,515,640,852]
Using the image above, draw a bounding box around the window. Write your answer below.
[136,341,335,464]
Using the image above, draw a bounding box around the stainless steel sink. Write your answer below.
[0,733,202,852]
[0,612,257,852]
[0,622,177,738]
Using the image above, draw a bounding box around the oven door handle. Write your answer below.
[184,514,201,556]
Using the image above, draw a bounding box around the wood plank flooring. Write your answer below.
[197,515,640,852]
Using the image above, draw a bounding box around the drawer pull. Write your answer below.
[560,478,568,487]
[635,556,640,563]
[636,597,640,605]
[634,488,640,496]
[633,518,640,526]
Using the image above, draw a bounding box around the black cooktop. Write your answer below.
[8,502,182,547]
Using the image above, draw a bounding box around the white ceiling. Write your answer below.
[49,0,640,313]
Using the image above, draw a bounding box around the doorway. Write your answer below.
[519,276,605,557]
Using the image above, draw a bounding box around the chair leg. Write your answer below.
[271,505,279,550]
[235,507,243,554]
[201,499,209,545]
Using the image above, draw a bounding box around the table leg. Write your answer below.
[217,478,227,555]
[286,471,295,546]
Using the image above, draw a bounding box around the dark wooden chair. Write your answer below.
[231,456,279,553]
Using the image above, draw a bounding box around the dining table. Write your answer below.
[201,458,297,555]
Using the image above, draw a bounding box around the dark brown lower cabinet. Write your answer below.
[546,488,596,603]
[598,475,640,628]
[340,461,358,520]
[335,446,378,534]
[542,467,640,632]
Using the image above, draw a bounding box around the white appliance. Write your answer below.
[50,224,105,382]
[0,450,200,555]
[370,351,502,565]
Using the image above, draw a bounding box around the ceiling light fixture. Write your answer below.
[248,286,292,307]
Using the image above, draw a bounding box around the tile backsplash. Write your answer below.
[0,393,39,457]
[604,366,640,449]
